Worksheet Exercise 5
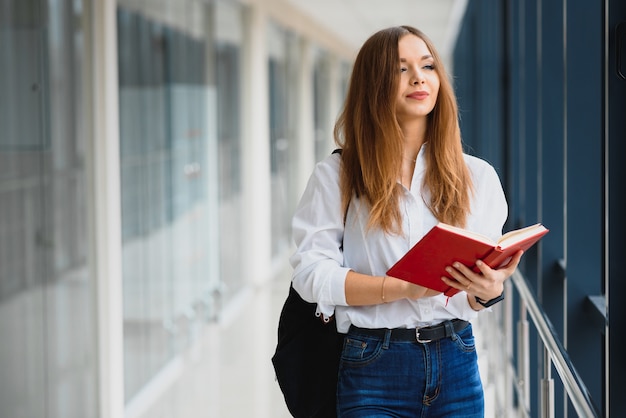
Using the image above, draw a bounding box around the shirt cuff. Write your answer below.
[315,266,350,318]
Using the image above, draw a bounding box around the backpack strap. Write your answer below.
[331,148,348,225]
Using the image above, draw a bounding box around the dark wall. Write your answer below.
[453,0,625,416]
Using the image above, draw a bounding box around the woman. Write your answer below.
[290,26,522,417]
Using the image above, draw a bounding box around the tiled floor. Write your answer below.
[133,261,498,418]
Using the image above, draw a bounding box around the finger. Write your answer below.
[444,264,468,282]
[473,259,494,275]
[450,261,476,276]
[442,267,473,292]
[474,250,524,276]
[441,276,467,292]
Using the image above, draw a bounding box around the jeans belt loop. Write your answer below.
[443,320,455,339]
[382,329,392,349]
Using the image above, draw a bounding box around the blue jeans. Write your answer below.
[337,323,484,417]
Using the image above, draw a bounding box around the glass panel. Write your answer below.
[215,0,243,301]
[117,0,220,402]
[267,22,297,257]
[0,0,97,417]
[117,9,172,399]
[313,48,332,162]
[338,60,351,107]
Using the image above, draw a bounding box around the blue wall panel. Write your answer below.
[564,0,604,412]
[453,0,623,415]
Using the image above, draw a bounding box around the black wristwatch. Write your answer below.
[475,291,505,308]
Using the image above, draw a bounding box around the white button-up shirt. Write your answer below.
[290,144,508,333]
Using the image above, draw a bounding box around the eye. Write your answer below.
[400,67,408,73]
[423,64,435,70]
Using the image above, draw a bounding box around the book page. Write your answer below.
[497,223,546,248]
[436,222,495,245]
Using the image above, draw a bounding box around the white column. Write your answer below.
[241,5,272,284]
[90,1,124,417]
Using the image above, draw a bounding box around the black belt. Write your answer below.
[349,319,469,343]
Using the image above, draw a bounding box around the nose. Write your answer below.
[411,71,424,85]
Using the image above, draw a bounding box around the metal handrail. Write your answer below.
[508,269,601,418]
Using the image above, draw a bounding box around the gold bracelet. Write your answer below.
[381,276,387,303]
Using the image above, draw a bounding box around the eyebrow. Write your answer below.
[400,55,433,62]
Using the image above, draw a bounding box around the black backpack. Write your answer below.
[271,285,342,417]
[271,149,343,417]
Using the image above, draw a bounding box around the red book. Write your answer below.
[386,223,549,297]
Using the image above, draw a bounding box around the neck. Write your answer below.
[400,118,427,160]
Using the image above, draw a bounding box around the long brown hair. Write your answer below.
[334,25,473,233]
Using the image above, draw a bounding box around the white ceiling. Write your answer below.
[286,0,467,66]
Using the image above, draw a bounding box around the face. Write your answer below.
[395,34,440,124]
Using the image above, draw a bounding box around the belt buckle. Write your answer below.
[415,329,431,343]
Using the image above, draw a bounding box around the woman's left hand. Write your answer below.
[441,250,524,304]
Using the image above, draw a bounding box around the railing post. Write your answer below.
[541,348,555,418]
[518,303,530,415]
[504,281,515,415]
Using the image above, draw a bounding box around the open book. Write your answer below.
[386,223,549,297]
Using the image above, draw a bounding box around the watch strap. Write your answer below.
[476,291,505,308]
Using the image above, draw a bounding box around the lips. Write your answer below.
[408,91,429,99]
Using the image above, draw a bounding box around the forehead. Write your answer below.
[398,34,432,60]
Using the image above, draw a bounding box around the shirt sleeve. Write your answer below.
[289,154,350,320]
